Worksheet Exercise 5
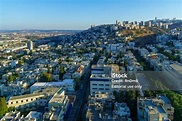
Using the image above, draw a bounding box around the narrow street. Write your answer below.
[67,68,91,121]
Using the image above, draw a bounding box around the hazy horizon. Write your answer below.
[0,0,182,30]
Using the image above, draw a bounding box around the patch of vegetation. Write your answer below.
[132,49,154,71]
[156,46,180,62]
[0,97,8,117]
[7,72,20,82]
[59,65,65,80]
[144,80,182,121]
[39,71,52,82]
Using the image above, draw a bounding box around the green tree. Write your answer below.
[0,97,8,117]
[145,90,153,97]
[59,66,65,80]
[7,75,14,82]
[8,107,15,112]
[40,72,52,82]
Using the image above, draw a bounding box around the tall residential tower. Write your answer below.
[27,41,33,50]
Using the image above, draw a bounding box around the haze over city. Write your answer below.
[0,0,182,121]
[0,0,182,30]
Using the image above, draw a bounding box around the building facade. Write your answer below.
[27,41,33,50]
[137,95,174,121]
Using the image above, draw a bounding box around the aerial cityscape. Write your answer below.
[0,0,182,121]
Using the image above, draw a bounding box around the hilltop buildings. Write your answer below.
[0,18,180,120]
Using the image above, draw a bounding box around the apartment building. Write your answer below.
[43,88,69,121]
[0,111,22,121]
[137,95,174,121]
[8,87,59,110]
[30,79,74,93]
[24,111,42,121]
[90,65,112,95]
[90,74,112,95]
[90,64,120,95]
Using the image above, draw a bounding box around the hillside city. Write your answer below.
[0,18,182,121]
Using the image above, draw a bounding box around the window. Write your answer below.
[92,84,97,86]
[11,102,13,104]
[99,84,104,86]
[105,88,110,90]
[105,84,110,86]
[21,100,23,103]
[92,88,97,90]
[31,99,33,101]
[26,99,28,102]
[99,88,104,90]
[16,101,18,103]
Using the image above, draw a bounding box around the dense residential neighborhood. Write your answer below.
[0,18,182,121]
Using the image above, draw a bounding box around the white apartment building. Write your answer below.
[90,65,119,95]
[0,111,22,121]
[8,87,59,110]
[137,95,174,121]
[24,111,42,121]
[30,79,75,93]
[90,74,112,95]
[43,88,69,121]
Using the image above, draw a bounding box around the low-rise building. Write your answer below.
[114,102,130,118]
[86,92,116,121]
[7,87,59,110]
[24,111,42,121]
[137,95,174,121]
[0,111,22,121]
[43,88,69,121]
[30,79,75,93]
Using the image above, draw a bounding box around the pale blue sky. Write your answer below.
[0,0,182,30]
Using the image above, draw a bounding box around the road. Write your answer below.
[67,68,91,121]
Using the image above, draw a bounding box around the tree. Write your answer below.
[0,97,8,117]
[145,90,153,97]
[59,66,65,80]
[7,75,14,82]
[0,75,2,80]
[58,58,62,64]
[39,72,52,82]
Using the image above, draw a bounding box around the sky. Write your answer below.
[0,0,182,30]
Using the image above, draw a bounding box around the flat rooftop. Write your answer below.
[159,95,171,104]
[49,95,66,104]
[170,63,182,75]
[9,93,45,100]
[139,98,167,114]
[91,65,104,69]
[26,111,42,119]
[31,79,74,87]
[90,74,111,78]
[9,87,59,100]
